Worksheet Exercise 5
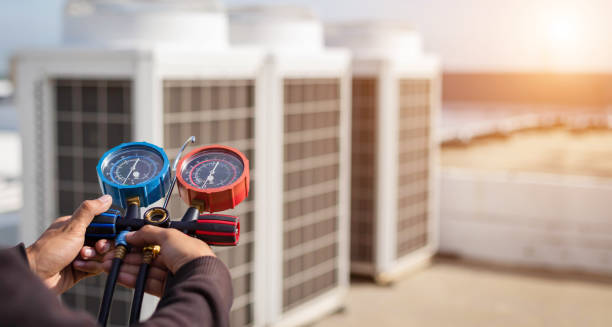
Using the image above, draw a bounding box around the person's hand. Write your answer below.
[102,225,215,297]
[102,249,170,298]
[25,195,114,294]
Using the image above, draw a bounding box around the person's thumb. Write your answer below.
[125,225,167,248]
[66,195,113,233]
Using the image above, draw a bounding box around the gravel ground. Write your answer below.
[312,260,612,327]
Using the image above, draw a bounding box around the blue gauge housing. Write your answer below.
[97,142,171,209]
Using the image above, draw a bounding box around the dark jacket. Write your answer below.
[0,244,233,327]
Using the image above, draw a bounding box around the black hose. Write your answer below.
[97,256,123,326]
[129,262,150,325]
[98,203,139,326]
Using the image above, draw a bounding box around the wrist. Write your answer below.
[25,244,39,275]
[172,252,215,274]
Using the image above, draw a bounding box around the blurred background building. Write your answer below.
[441,129,612,274]
[229,6,351,325]
[326,22,440,282]
[0,80,20,246]
[4,0,612,326]
[432,0,612,276]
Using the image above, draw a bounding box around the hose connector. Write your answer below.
[114,245,128,259]
[142,245,161,264]
[113,230,130,259]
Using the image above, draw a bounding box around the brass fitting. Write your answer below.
[191,200,207,214]
[127,196,140,207]
[144,207,168,225]
[114,245,128,260]
[142,245,161,264]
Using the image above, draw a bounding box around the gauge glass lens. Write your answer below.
[181,149,244,190]
[101,146,164,186]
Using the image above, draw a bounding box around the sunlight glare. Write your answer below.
[545,11,580,49]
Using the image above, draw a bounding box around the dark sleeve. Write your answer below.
[0,244,98,327]
[137,256,234,327]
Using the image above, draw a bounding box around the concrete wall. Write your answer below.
[440,168,612,275]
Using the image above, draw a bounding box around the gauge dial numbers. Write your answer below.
[177,145,250,213]
[100,148,164,186]
[181,151,244,189]
[97,143,170,209]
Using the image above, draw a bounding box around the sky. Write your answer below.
[1,0,612,76]
[0,1,64,76]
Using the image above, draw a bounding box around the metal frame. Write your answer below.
[17,44,351,326]
[349,56,441,283]
[155,48,266,327]
[17,49,141,245]
[17,50,151,324]
[16,47,267,326]
[260,49,351,327]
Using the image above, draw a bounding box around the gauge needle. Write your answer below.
[124,158,140,184]
[202,162,219,188]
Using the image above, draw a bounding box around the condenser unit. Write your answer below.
[230,5,351,326]
[326,22,441,283]
[16,1,267,326]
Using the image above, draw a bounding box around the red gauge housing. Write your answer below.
[176,145,250,213]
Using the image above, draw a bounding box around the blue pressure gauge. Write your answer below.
[97,142,171,209]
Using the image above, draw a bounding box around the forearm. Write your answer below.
[136,256,233,327]
[0,244,98,326]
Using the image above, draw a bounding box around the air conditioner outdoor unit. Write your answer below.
[326,21,441,284]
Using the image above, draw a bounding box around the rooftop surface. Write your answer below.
[314,259,612,327]
[441,127,612,178]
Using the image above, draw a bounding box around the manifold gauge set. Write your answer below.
[85,137,249,326]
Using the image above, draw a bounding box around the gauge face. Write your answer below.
[100,146,165,186]
[180,149,244,190]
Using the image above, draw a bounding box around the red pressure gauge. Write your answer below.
[176,145,250,213]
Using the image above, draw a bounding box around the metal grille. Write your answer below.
[350,78,378,264]
[163,79,255,327]
[55,79,133,327]
[396,79,430,258]
[282,78,340,311]
[34,80,47,235]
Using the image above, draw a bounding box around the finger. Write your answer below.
[116,264,168,282]
[149,257,166,270]
[80,245,108,262]
[104,258,167,281]
[73,259,104,274]
[115,267,166,285]
[65,195,113,233]
[125,225,169,248]
[102,258,112,272]
[101,255,165,273]
[120,253,144,266]
[101,254,167,275]
[101,251,142,266]
[102,250,117,262]
[95,239,113,255]
[117,271,137,288]
[80,246,98,260]
[116,272,165,297]
[121,253,166,269]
